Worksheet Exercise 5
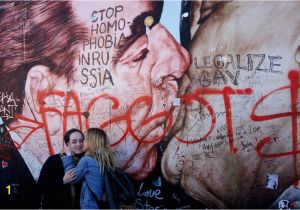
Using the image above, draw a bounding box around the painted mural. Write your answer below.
[0,0,300,209]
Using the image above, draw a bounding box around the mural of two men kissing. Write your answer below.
[1,1,300,209]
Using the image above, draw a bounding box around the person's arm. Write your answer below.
[62,155,76,172]
[66,156,88,184]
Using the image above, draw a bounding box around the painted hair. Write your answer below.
[63,128,84,145]
[85,128,116,172]
[0,1,86,125]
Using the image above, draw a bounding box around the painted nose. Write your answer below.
[147,23,190,87]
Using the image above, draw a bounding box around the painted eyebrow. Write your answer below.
[198,1,227,26]
[112,11,159,64]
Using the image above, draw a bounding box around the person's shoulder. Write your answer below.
[44,154,62,164]
[47,153,61,159]
[61,155,72,161]
[81,155,94,161]
[80,155,97,164]
[40,154,63,172]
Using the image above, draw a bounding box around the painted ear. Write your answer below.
[25,65,51,113]
[119,35,148,64]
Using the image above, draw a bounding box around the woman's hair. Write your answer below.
[85,128,117,172]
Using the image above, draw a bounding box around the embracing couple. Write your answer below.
[38,128,115,209]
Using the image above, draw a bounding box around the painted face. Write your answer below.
[66,0,189,179]
[68,131,85,155]
[10,0,189,180]
[162,1,300,208]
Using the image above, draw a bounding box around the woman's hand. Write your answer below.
[63,169,76,184]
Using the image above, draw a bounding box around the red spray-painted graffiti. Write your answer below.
[1,70,300,185]
[176,87,253,154]
[251,70,300,186]
[8,92,173,155]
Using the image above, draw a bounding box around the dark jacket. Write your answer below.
[37,154,82,209]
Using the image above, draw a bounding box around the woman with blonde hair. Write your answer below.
[64,128,116,209]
